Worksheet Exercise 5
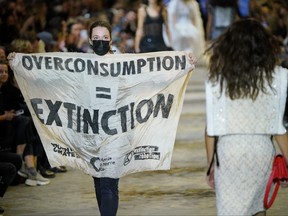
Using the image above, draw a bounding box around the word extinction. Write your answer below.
[31,93,174,135]
[21,55,186,77]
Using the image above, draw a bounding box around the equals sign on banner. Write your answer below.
[96,87,111,99]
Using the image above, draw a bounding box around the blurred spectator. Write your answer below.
[60,19,88,52]
[0,9,20,46]
[197,0,208,31]
[109,2,137,53]
[238,0,250,18]
[5,39,51,185]
[37,31,58,52]
[268,0,287,43]
[0,47,6,61]
[0,58,22,215]
[0,152,22,215]
[110,2,127,48]
[249,0,262,21]
[0,58,15,154]
[258,2,271,28]
[206,0,239,40]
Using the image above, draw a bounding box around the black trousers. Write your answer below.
[0,152,22,197]
[93,177,119,216]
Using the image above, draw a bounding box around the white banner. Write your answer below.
[11,51,193,178]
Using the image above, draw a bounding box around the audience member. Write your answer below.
[60,19,88,52]
[5,40,51,186]
[37,31,58,52]
[0,47,6,61]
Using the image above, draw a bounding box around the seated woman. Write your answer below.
[0,58,50,186]
[0,58,22,214]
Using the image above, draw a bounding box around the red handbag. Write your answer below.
[263,154,288,209]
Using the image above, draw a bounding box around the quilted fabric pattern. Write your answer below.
[215,134,275,215]
[206,66,288,136]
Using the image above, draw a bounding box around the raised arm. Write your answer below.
[134,6,146,53]
[162,6,171,48]
[205,127,216,188]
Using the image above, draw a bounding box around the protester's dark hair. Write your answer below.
[206,18,281,100]
[89,20,112,39]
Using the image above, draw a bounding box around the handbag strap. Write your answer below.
[263,169,280,209]
[206,137,219,176]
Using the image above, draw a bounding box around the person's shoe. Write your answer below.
[39,166,55,178]
[25,168,50,186]
[50,166,67,173]
[0,206,4,215]
[17,162,28,178]
[59,166,67,172]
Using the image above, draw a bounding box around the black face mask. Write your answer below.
[91,40,110,56]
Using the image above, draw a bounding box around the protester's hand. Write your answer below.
[7,52,16,69]
[206,166,215,189]
[7,52,16,60]
[135,47,140,53]
[188,52,197,65]
[187,52,197,71]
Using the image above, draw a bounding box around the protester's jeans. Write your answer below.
[93,177,119,216]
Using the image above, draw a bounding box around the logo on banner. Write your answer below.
[124,145,161,166]
[90,157,116,172]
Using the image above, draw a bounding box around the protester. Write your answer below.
[86,20,119,216]
[205,18,288,215]
[87,18,196,216]
[134,0,172,53]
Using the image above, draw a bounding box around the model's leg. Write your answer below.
[253,211,266,216]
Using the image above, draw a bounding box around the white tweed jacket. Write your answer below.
[206,66,288,136]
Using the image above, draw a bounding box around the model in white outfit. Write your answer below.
[206,66,288,215]
[167,0,205,60]
[205,19,288,215]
